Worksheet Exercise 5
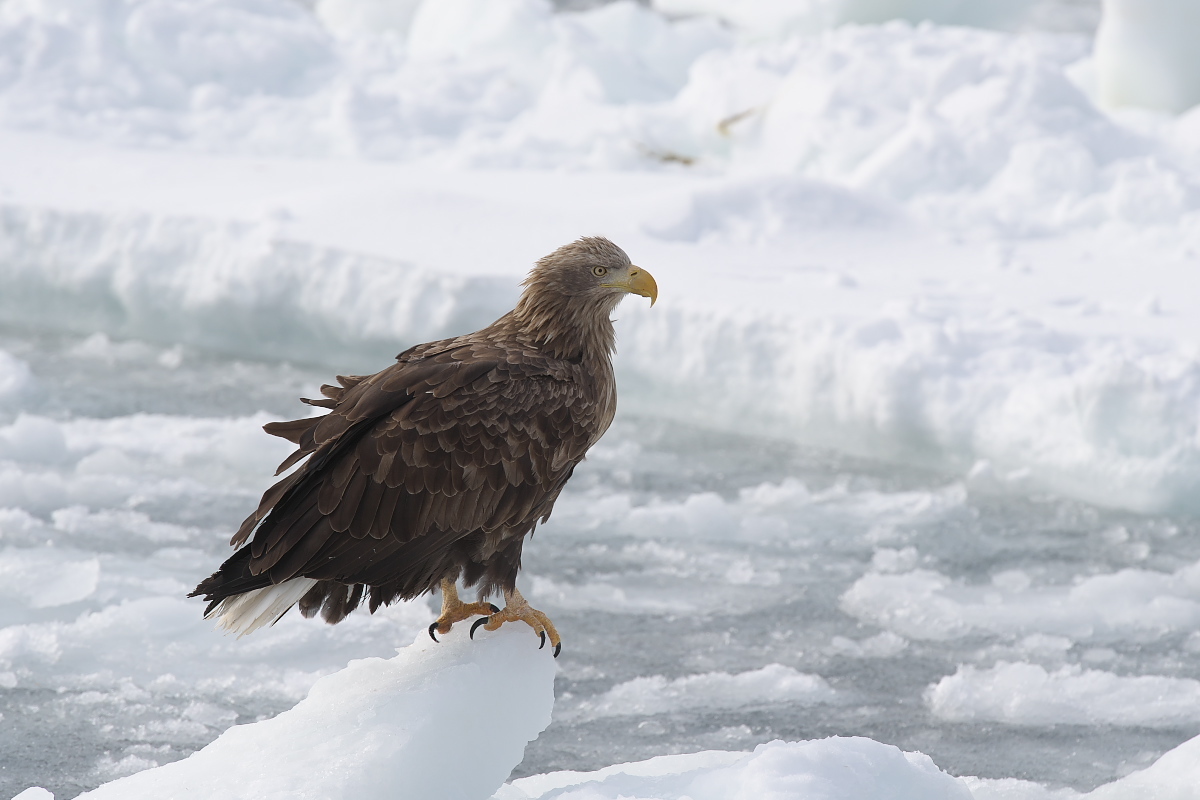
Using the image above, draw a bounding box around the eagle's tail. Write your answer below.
[190,546,318,637]
[202,577,320,638]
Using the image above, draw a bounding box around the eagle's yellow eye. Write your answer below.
[592,266,607,277]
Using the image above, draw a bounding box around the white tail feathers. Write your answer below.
[206,578,320,637]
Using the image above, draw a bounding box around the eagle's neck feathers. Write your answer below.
[507,288,619,365]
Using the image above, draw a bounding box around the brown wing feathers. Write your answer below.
[190,344,596,622]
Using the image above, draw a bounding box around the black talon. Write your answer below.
[488,603,500,613]
[470,617,489,639]
[538,630,546,650]
[428,622,440,643]
[553,642,561,658]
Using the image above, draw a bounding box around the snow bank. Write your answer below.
[495,737,973,800]
[11,211,1200,520]
[36,625,557,800]
[1095,0,1200,113]
[928,662,1200,728]
[621,300,1200,516]
[0,205,515,366]
[10,194,1200,519]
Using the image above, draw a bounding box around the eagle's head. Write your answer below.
[512,236,657,360]
[522,237,658,310]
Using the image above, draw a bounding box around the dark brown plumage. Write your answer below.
[190,237,657,644]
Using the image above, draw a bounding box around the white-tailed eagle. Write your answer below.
[190,237,657,656]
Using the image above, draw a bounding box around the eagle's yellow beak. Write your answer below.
[607,266,658,307]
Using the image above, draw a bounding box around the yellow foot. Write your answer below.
[428,577,499,642]
[469,587,561,658]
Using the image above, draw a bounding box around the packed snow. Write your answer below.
[3,0,1200,798]
[66,625,555,800]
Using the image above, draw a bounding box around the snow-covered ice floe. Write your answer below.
[18,626,556,800]
[13,624,1198,800]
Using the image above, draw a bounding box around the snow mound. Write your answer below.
[7,196,1200,518]
[927,662,1200,728]
[0,205,516,365]
[1096,0,1200,113]
[621,300,1200,516]
[40,625,558,800]
[495,737,973,800]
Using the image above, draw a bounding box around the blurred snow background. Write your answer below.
[2,0,1200,797]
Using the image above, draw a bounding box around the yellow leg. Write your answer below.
[469,587,561,657]
[428,577,498,641]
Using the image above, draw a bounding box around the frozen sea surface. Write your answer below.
[2,328,1199,798]
[3,0,1200,797]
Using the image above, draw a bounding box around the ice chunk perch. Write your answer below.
[73,624,556,800]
